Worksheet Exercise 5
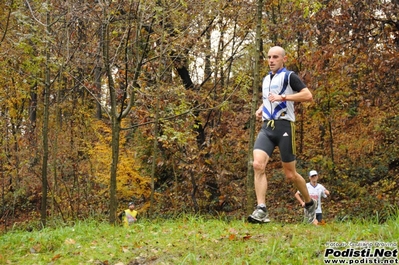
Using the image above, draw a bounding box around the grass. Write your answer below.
[1,215,398,265]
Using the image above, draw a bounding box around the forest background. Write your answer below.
[0,0,398,230]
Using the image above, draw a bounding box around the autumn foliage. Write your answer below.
[0,0,398,229]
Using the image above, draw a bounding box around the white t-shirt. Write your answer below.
[299,183,328,213]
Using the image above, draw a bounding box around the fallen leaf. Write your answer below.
[51,254,62,261]
[228,228,238,234]
[122,246,129,253]
[243,235,252,240]
[65,238,76,245]
[30,244,41,253]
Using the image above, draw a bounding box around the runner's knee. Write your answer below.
[284,171,297,182]
[253,160,265,173]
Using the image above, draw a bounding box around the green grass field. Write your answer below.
[1,215,398,265]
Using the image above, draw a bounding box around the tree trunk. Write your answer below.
[40,4,51,227]
[109,117,120,224]
[94,25,103,120]
[246,0,263,214]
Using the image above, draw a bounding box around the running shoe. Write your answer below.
[304,198,318,224]
[248,206,270,223]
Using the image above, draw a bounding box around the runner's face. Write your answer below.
[309,175,318,183]
[268,48,286,74]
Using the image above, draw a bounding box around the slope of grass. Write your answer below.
[1,215,398,265]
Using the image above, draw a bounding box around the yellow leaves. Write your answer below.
[373,179,396,197]
[203,190,212,199]
[204,159,213,165]
[90,120,151,201]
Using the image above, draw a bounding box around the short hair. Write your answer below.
[269,46,286,56]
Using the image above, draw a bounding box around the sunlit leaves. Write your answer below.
[293,0,324,18]
[89,121,151,205]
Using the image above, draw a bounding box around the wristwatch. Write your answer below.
[281,94,287,101]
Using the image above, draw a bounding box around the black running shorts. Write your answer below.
[253,120,296,162]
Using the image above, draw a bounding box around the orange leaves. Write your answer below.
[225,232,253,241]
[221,228,253,242]
[51,254,62,262]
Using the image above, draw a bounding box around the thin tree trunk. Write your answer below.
[246,0,263,215]
[94,26,103,120]
[327,108,336,173]
[149,7,165,216]
[40,3,51,227]
[109,117,120,224]
[102,16,120,224]
[149,93,159,217]
[298,105,304,154]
